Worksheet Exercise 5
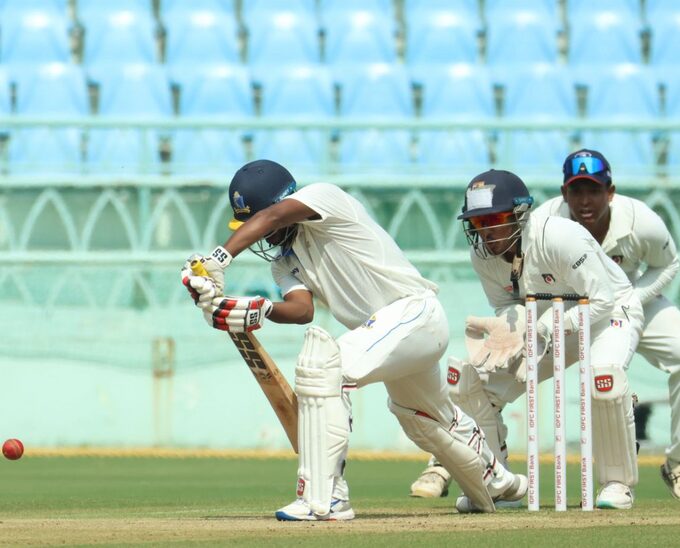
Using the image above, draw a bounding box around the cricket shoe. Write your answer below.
[409,465,451,498]
[595,482,634,509]
[455,473,528,513]
[661,458,680,500]
[275,498,355,521]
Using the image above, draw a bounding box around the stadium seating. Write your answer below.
[251,129,330,173]
[338,129,413,172]
[86,128,162,174]
[255,64,334,117]
[336,63,413,118]
[0,5,71,63]
[416,130,490,174]
[405,7,480,64]
[414,63,495,119]
[12,63,88,115]
[8,128,82,174]
[161,0,234,14]
[244,9,321,65]
[164,7,240,66]
[172,64,253,116]
[648,5,680,66]
[241,0,316,18]
[171,130,246,175]
[323,8,397,64]
[577,131,657,174]
[494,130,574,174]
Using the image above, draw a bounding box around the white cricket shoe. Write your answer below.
[409,465,451,498]
[275,498,355,521]
[455,473,528,513]
[596,481,634,510]
[661,458,680,499]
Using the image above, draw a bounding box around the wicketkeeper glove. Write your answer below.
[464,315,525,373]
[204,295,273,333]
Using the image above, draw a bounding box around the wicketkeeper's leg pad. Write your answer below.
[591,364,638,486]
[295,326,350,517]
[448,358,509,465]
[389,399,495,513]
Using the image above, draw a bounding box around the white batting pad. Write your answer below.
[591,365,638,486]
[295,326,349,517]
[447,358,509,463]
[389,400,495,513]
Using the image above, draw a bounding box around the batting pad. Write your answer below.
[591,365,638,486]
[389,400,495,513]
[448,358,509,464]
[295,326,349,517]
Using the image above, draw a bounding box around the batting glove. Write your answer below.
[200,246,233,296]
[205,295,273,333]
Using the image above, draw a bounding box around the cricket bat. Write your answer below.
[190,260,299,453]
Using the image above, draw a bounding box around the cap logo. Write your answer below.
[467,183,495,211]
[233,191,250,215]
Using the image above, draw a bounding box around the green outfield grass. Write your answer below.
[1,456,679,546]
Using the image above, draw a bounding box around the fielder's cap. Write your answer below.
[458,169,533,220]
[228,159,296,230]
[563,149,612,187]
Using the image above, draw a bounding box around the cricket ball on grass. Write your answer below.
[2,438,24,460]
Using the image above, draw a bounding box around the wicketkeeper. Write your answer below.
[182,160,527,520]
[411,169,643,510]
[536,149,680,500]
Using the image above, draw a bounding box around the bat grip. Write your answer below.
[190,259,209,277]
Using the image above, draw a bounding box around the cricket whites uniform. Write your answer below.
[537,195,680,461]
[472,212,643,489]
[273,183,521,516]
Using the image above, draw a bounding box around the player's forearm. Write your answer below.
[222,210,280,257]
[634,257,679,304]
[268,300,315,324]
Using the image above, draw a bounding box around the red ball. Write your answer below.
[2,439,24,460]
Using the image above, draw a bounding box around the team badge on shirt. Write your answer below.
[542,273,556,285]
[611,255,623,265]
[363,314,377,329]
[610,319,624,328]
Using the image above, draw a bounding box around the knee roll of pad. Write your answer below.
[389,399,495,513]
[295,326,350,517]
[591,364,638,486]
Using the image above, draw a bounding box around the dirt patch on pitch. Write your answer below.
[3,510,680,546]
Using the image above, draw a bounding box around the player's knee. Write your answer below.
[591,364,629,401]
[295,326,342,398]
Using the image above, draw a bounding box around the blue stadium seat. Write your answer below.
[485,0,557,10]
[661,69,680,117]
[494,131,573,174]
[161,0,234,14]
[89,64,172,116]
[416,130,490,174]
[245,9,320,65]
[648,7,680,66]
[0,6,71,63]
[251,130,329,173]
[242,0,315,18]
[171,130,246,175]
[404,0,478,17]
[579,64,659,120]
[405,7,480,64]
[323,9,397,64]
[577,131,656,174]
[164,8,240,66]
[338,129,412,172]
[86,129,162,174]
[499,63,577,120]
[486,7,559,65]
[80,6,157,64]
[0,68,9,114]
[171,64,253,116]
[1,0,68,12]
[664,131,680,170]
[414,63,494,119]
[568,0,639,13]
[568,8,642,64]
[12,63,88,115]
[320,0,393,13]
[256,64,333,117]
[9,128,82,174]
[336,63,413,118]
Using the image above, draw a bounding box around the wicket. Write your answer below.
[525,293,593,512]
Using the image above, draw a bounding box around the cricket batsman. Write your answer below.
[181,159,527,520]
[535,149,680,499]
[411,168,643,510]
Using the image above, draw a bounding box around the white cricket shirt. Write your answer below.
[471,212,636,332]
[271,183,438,329]
[535,195,679,305]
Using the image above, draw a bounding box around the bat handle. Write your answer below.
[190,259,209,277]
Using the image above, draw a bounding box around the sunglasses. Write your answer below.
[566,156,605,177]
[467,211,515,230]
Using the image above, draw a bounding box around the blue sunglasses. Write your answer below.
[567,157,605,176]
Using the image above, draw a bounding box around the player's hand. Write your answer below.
[508,322,551,383]
[200,246,233,296]
[181,254,217,309]
[464,315,525,373]
[204,295,273,333]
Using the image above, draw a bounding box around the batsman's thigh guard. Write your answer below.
[295,326,351,517]
[591,364,638,486]
[389,399,495,513]
[447,358,509,465]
